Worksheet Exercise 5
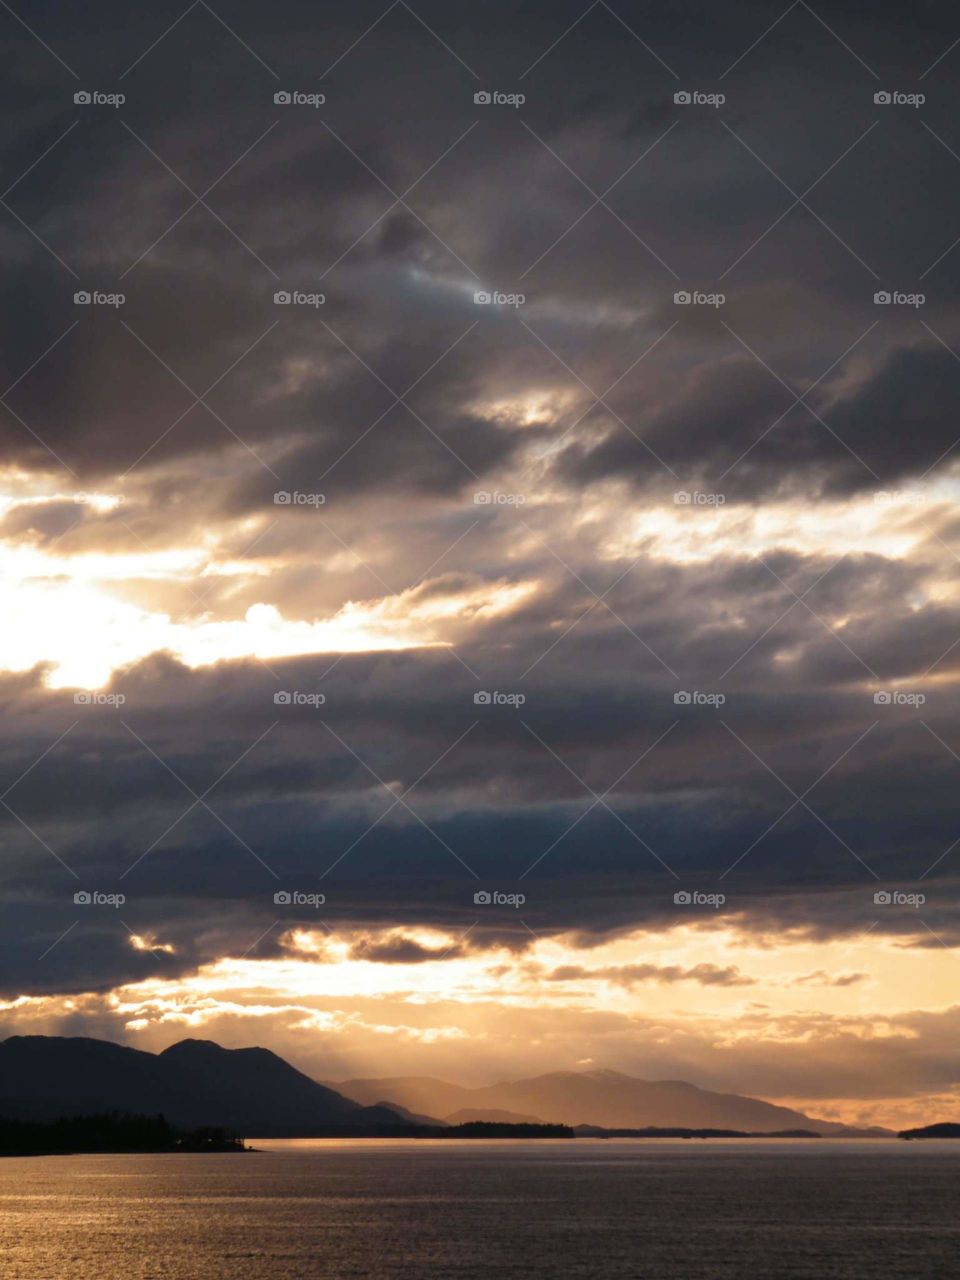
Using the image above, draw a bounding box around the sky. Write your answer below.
[1,0,959,1130]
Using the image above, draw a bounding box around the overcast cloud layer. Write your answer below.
[1,1,959,1120]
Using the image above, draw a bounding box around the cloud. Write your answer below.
[547,962,754,987]
[793,970,868,988]
[348,931,472,964]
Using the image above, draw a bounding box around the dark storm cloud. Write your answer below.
[2,0,958,503]
[559,341,960,499]
[2,581,960,998]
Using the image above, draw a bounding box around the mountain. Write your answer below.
[0,1038,891,1137]
[0,1036,410,1135]
[445,1108,543,1125]
[328,1075,475,1121]
[331,1068,889,1135]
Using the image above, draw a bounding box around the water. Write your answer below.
[0,1139,957,1279]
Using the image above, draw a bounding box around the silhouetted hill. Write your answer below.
[899,1122,960,1139]
[0,1037,893,1138]
[0,1036,410,1135]
[333,1068,891,1136]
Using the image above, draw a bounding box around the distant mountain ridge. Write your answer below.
[0,1037,892,1136]
[0,1036,410,1135]
[331,1067,891,1136]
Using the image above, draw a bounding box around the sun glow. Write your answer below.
[615,490,958,567]
[0,516,537,687]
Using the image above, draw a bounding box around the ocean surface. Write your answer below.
[1,1139,958,1279]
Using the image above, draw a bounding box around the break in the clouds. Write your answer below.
[1,0,959,1124]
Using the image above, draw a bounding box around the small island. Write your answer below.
[0,1113,574,1154]
[574,1126,822,1139]
[432,1121,573,1139]
[898,1123,960,1140]
[244,1121,575,1139]
[0,1113,248,1156]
